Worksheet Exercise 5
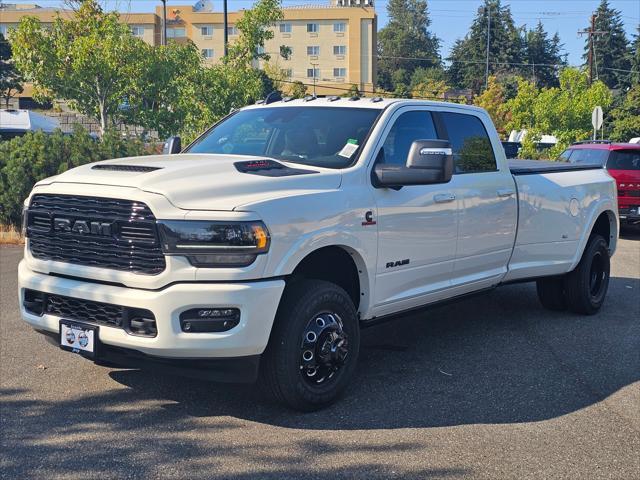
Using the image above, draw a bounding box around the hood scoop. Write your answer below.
[234,159,318,177]
[92,164,162,173]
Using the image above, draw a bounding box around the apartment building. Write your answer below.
[0,0,377,98]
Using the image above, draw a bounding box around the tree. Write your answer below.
[505,68,613,158]
[447,0,523,93]
[631,27,640,85]
[524,22,565,88]
[289,81,307,98]
[473,76,510,136]
[0,33,24,109]
[123,41,203,139]
[584,0,632,89]
[10,0,142,134]
[227,0,283,67]
[608,85,640,142]
[377,0,441,92]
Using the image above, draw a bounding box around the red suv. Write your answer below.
[560,141,640,225]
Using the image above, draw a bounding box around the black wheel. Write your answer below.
[260,279,360,411]
[536,276,567,311]
[564,234,610,315]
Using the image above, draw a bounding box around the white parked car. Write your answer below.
[19,98,618,410]
[0,109,59,140]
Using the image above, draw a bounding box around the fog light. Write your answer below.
[179,308,240,333]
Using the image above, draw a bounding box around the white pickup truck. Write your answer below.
[19,98,618,410]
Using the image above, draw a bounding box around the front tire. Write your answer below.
[260,279,360,411]
[564,234,610,315]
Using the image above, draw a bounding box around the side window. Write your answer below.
[379,111,438,166]
[440,112,497,173]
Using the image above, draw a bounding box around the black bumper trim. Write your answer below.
[37,329,261,383]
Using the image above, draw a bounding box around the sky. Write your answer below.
[32,0,640,66]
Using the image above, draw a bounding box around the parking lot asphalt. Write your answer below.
[1,232,639,479]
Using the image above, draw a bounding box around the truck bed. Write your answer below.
[509,159,602,175]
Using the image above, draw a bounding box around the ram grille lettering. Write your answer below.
[53,218,112,237]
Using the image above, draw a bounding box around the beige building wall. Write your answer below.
[1,3,376,98]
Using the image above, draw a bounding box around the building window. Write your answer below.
[307,68,320,78]
[0,25,7,37]
[333,45,346,55]
[256,45,265,55]
[130,26,144,37]
[167,28,186,38]
[307,46,320,56]
[333,68,347,77]
[201,49,214,59]
[201,25,213,36]
[334,22,346,33]
[227,25,238,36]
[307,23,319,33]
[279,23,291,33]
[281,68,292,78]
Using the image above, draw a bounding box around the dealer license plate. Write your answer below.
[59,321,98,359]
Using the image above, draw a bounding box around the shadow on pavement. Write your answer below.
[2,278,638,478]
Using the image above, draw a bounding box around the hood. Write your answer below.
[45,154,342,211]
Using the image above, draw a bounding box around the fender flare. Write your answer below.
[568,199,618,271]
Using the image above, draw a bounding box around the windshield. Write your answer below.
[607,149,640,170]
[185,106,381,169]
[566,148,609,165]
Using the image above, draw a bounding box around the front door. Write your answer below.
[370,108,459,316]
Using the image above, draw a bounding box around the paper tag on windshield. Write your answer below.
[338,142,359,158]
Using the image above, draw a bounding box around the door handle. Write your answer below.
[434,193,456,203]
[497,189,515,197]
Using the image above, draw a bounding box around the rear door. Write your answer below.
[440,112,518,288]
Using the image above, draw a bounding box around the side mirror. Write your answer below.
[373,139,454,188]
[162,136,182,155]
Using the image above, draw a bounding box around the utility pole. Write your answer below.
[160,0,167,46]
[223,0,228,57]
[578,14,606,84]
[485,5,491,91]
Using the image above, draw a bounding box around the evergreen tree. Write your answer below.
[523,22,565,88]
[377,0,441,92]
[447,0,523,93]
[631,27,640,85]
[583,0,632,89]
[0,33,24,108]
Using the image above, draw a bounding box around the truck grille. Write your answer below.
[23,289,157,337]
[26,194,166,275]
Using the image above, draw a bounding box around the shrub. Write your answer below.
[0,125,148,227]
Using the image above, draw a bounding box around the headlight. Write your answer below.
[21,203,29,237]
[157,220,270,267]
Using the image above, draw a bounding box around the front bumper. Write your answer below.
[619,205,640,223]
[19,260,285,363]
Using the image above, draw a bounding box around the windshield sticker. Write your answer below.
[338,142,359,158]
[347,138,358,145]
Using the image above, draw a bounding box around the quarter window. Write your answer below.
[440,112,497,173]
[380,111,438,167]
